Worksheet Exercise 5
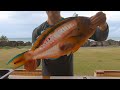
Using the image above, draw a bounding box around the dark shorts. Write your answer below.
[41,54,73,76]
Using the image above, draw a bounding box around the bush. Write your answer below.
[0,35,9,41]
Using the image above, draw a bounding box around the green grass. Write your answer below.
[0,46,31,49]
[0,46,120,76]
[74,47,120,76]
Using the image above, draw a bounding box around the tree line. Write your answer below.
[0,35,8,41]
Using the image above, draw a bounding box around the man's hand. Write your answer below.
[24,60,38,71]
[90,11,107,30]
[24,50,38,72]
[98,22,108,31]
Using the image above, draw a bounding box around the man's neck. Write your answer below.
[47,16,62,25]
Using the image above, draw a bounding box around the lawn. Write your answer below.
[0,46,120,76]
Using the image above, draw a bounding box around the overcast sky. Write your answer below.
[0,11,120,38]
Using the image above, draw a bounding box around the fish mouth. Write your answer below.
[7,51,29,69]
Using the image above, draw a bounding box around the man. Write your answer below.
[24,11,109,77]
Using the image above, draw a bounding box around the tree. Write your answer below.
[0,35,9,41]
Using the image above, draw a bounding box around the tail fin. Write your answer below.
[7,51,28,69]
[72,12,78,17]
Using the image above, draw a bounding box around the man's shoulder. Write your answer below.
[33,21,47,34]
[35,21,47,31]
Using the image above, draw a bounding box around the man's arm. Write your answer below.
[24,28,41,71]
[32,28,41,67]
[90,23,109,41]
[24,21,48,71]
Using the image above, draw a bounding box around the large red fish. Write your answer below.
[7,12,106,69]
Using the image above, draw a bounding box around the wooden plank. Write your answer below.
[8,75,120,79]
[94,70,120,77]
[10,69,42,76]
[9,75,42,79]
[8,69,51,79]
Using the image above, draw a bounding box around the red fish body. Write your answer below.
[7,12,106,69]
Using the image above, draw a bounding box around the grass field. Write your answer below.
[0,46,120,76]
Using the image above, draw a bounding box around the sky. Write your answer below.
[0,11,120,38]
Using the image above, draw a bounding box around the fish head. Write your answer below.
[7,51,31,69]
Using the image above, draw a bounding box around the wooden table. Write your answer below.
[8,69,120,79]
[94,70,120,77]
[8,69,51,79]
[9,75,120,79]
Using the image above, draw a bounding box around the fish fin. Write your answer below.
[71,45,81,53]
[67,53,71,56]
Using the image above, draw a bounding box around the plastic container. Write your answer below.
[0,69,14,79]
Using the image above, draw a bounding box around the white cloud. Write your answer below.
[0,11,120,38]
[103,11,120,21]
[0,11,14,21]
[0,11,47,25]
[61,11,100,17]
[62,11,120,22]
